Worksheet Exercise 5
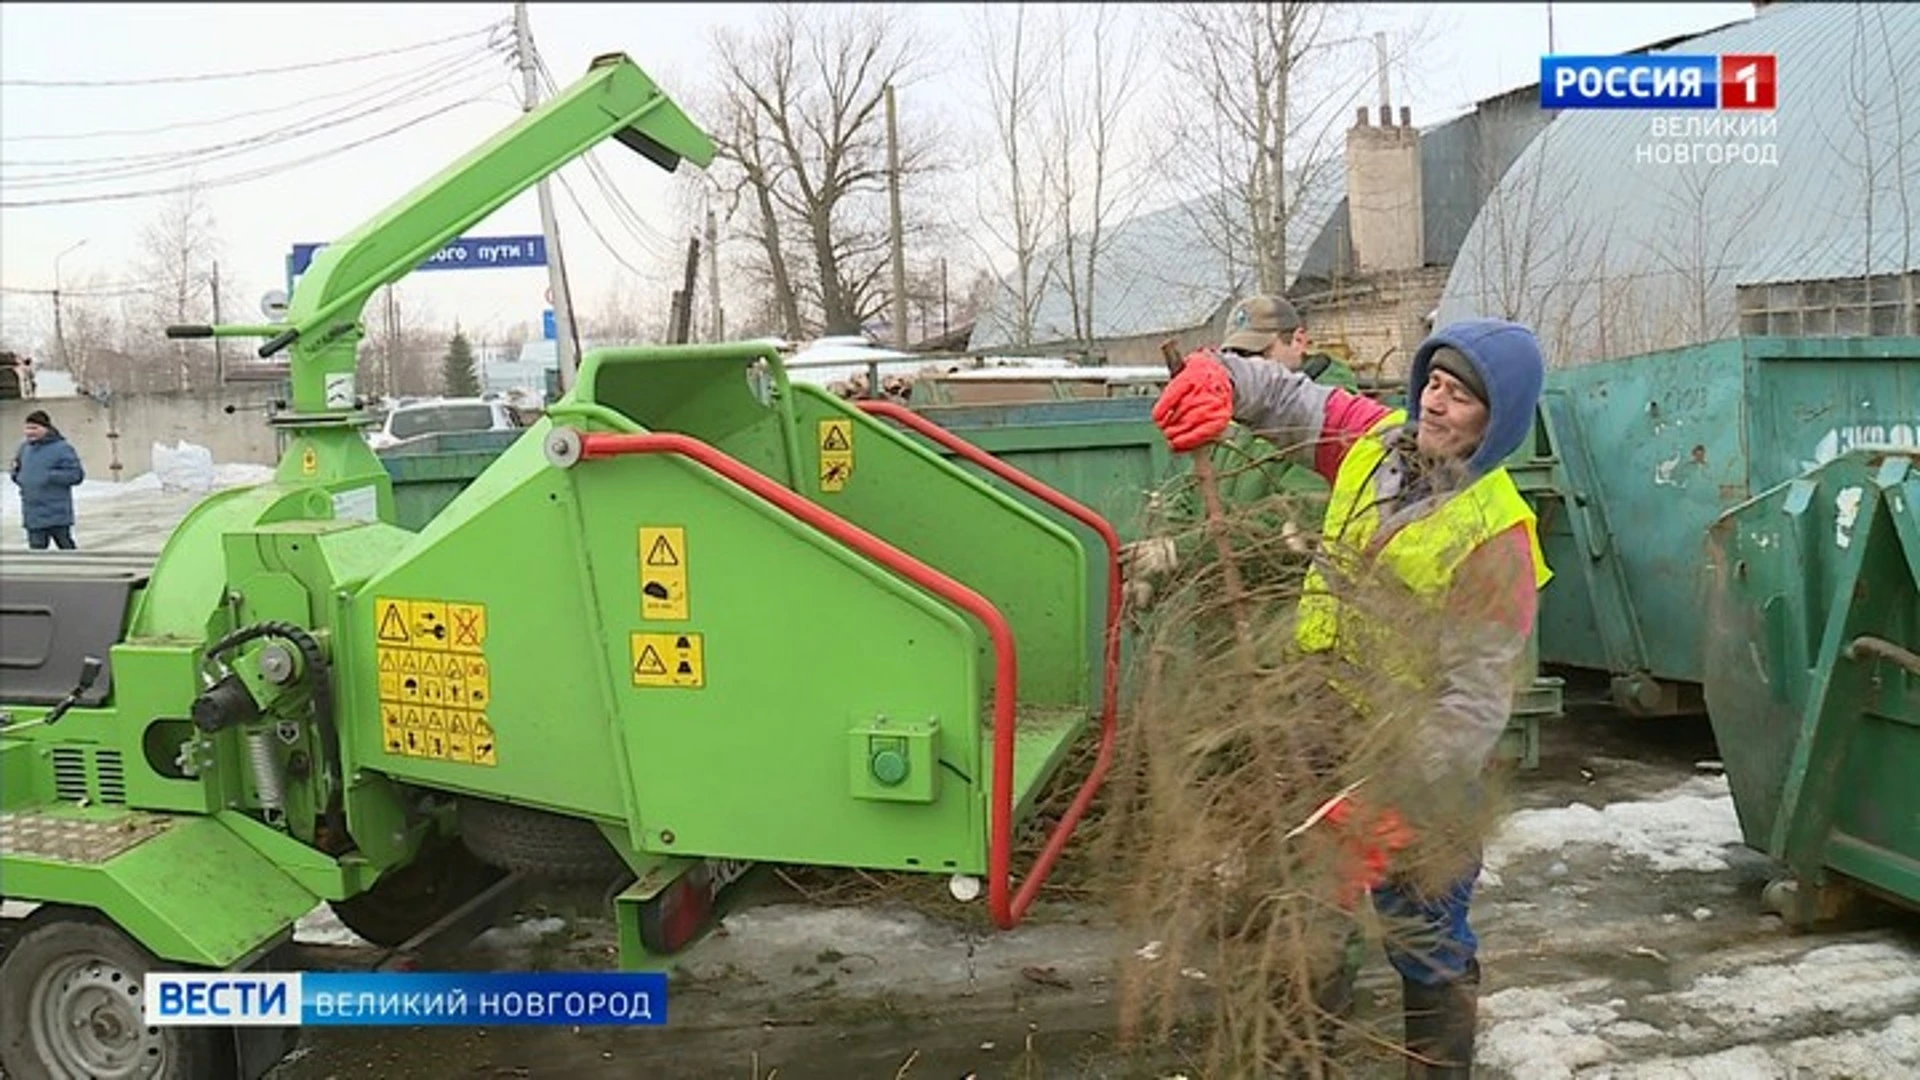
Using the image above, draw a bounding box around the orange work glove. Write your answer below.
[1150,349,1233,452]
[1322,796,1416,910]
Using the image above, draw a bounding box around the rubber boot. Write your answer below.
[1401,959,1479,1079]
[1274,946,1359,1080]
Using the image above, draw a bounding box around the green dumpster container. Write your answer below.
[1704,447,1920,925]
[1523,336,1919,715]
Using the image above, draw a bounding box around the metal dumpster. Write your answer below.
[1703,446,1920,925]
[1522,336,1919,714]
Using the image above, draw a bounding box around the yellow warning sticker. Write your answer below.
[301,446,318,476]
[411,601,449,649]
[638,526,689,621]
[370,596,497,767]
[380,704,404,756]
[448,602,487,653]
[471,715,497,766]
[630,632,705,689]
[818,419,854,493]
[375,599,412,646]
[400,706,428,758]
[458,657,490,711]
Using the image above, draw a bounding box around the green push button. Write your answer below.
[871,746,909,785]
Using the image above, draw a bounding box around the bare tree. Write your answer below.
[360,285,439,400]
[1048,2,1150,350]
[968,2,1058,348]
[711,3,941,337]
[580,271,664,345]
[1642,161,1784,348]
[1160,3,1416,297]
[131,181,221,391]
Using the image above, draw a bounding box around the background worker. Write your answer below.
[9,408,85,551]
[1123,295,1356,598]
[1147,318,1552,1077]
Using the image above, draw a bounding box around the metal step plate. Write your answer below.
[0,809,174,865]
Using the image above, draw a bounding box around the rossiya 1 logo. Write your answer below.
[1540,54,1775,110]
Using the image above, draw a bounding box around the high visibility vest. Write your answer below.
[1293,411,1551,669]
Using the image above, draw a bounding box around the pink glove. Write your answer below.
[1150,350,1233,452]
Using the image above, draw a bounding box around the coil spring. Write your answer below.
[247,730,286,824]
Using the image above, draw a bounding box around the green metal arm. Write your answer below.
[180,52,713,418]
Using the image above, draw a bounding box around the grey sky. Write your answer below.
[0,2,1757,352]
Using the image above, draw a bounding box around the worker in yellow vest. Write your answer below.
[1148,318,1551,1078]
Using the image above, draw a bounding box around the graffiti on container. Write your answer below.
[1808,422,1918,467]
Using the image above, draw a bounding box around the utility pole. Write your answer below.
[672,235,701,344]
[940,257,949,337]
[384,286,398,398]
[885,83,907,349]
[210,261,226,385]
[53,239,86,375]
[705,194,723,342]
[514,1,581,391]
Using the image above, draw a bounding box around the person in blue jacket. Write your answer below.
[10,409,85,550]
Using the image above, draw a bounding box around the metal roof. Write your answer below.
[1436,1,1920,366]
[971,168,1346,350]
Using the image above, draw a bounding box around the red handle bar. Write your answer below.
[854,401,1121,929]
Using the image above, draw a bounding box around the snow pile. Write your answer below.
[152,440,216,492]
[1480,940,1920,1079]
[1608,1015,1920,1079]
[1479,980,1622,1079]
[1665,940,1920,1040]
[1486,776,1745,874]
[292,904,371,948]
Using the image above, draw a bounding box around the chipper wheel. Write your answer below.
[328,837,506,948]
[456,797,630,882]
[0,908,233,1080]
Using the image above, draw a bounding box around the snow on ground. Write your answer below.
[292,904,371,948]
[1486,775,1745,875]
[1480,940,1920,1080]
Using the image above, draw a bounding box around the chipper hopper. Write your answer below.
[1703,445,1920,927]
[0,53,1118,1080]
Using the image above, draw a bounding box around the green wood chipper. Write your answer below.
[0,54,1118,1080]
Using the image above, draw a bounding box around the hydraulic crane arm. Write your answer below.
[169,52,713,419]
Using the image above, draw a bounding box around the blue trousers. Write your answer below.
[1370,864,1480,987]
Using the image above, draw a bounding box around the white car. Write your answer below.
[366,398,522,451]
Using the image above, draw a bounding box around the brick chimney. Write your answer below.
[1345,37,1424,275]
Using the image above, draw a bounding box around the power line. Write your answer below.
[533,55,675,260]
[551,169,657,279]
[2,45,504,163]
[3,51,506,186]
[0,96,513,209]
[0,22,509,88]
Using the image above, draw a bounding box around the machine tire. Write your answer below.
[456,797,630,882]
[328,839,505,947]
[0,909,233,1080]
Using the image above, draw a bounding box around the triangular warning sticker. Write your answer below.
[448,712,469,734]
[378,651,397,672]
[398,651,421,674]
[635,645,667,677]
[376,603,411,644]
[645,535,680,567]
[821,424,850,451]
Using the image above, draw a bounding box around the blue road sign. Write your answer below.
[290,235,549,278]
[543,309,556,341]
